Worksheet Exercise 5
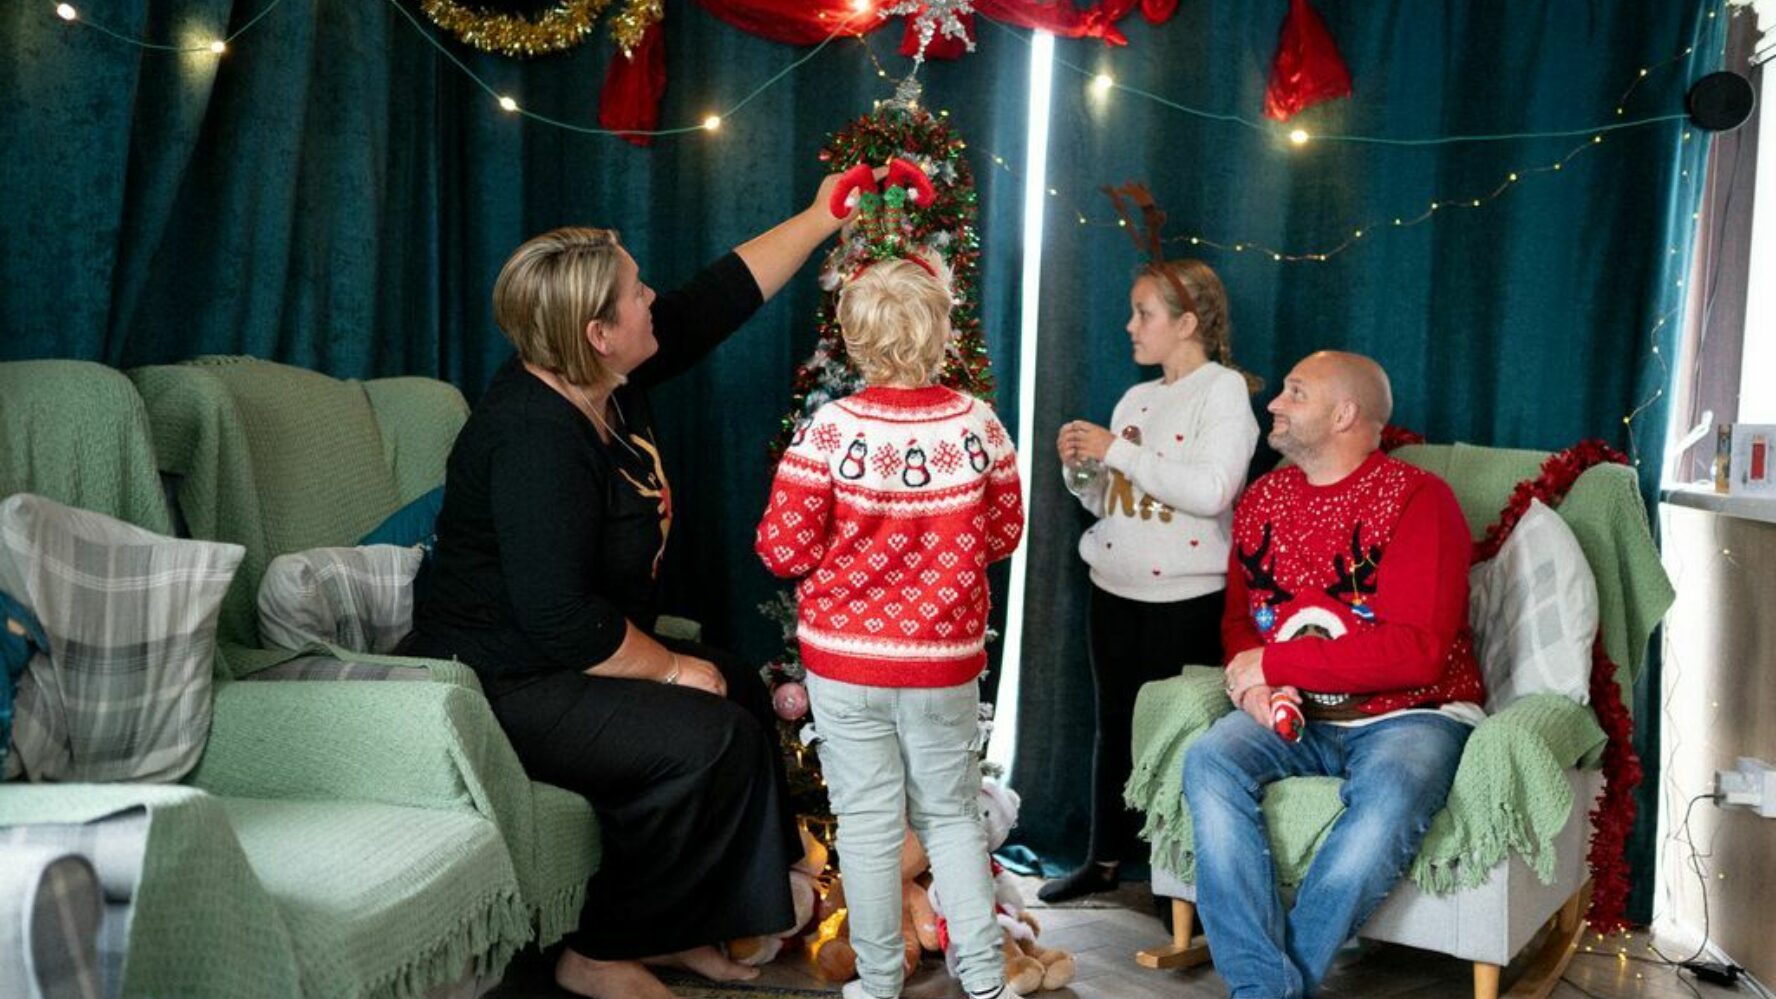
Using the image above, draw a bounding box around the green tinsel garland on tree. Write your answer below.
[771,100,996,460]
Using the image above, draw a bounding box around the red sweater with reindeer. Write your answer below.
[756,385,1024,687]
[1222,451,1485,720]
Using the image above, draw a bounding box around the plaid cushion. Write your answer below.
[0,844,103,999]
[256,545,422,655]
[0,494,243,783]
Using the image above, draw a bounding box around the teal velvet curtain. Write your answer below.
[1007,1,1723,921]
[0,2,1031,665]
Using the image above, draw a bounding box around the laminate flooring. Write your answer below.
[485,877,1753,999]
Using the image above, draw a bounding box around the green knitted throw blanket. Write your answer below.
[1124,670,1606,891]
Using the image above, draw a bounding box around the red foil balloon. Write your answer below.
[1263,0,1352,122]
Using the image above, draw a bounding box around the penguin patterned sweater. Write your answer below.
[756,385,1024,687]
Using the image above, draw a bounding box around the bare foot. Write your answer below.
[554,949,677,999]
[642,944,762,982]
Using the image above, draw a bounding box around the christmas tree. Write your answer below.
[760,89,1000,837]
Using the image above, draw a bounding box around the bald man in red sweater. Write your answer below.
[1186,351,1484,999]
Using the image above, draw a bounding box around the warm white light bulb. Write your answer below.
[498,96,518,112]
[1289,129,1309,145]
[851,0,872,12]
[55,3,77,20]
[1091,73,1113,95]
[209,39,226,53]
[703,114,722,131]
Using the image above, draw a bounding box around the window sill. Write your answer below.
[1661,484,1776,526]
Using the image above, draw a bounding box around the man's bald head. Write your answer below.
[1306,350,1393,432]
[1267,351,1394,470]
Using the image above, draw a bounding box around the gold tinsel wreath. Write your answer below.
[421,0,662,59]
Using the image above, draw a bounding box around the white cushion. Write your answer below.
[1468,499,1598,713]
[257,545,422,654]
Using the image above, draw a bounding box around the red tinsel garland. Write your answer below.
[1469,438,1641,933]
[1379,424,1425,452]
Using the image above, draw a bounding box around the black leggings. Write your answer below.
[473,639,800,960]
[1085,585,1225,864]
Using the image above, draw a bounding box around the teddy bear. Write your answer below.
[728,822,828,966]
[810,827,932,983]
[926,780,1077,996]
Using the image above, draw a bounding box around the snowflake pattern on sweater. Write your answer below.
[757,385,1024,687]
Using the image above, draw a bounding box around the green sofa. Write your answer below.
[0,358,598,999]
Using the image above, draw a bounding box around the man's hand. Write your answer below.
[1224,647,1267,706]
[1237,683,1302,729]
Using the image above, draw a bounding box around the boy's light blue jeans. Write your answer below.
[1183,709,1471,999]
[806,672,1005,999]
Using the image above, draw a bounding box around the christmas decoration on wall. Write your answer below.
[420,0,662,59]
[1263,0,1352,121]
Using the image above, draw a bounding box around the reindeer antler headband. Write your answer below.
[1101,181,1199,318]
[830,157,940,280]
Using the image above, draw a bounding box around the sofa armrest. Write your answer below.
[1468,694,1607,773]
[1124,666,1234,814]
[1412,695,1606,891]
[189,680,517,816]
[0,784,302,998]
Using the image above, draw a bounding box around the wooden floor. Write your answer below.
[487,877,1749,999]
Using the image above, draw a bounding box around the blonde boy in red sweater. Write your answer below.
[756,253,1022,999]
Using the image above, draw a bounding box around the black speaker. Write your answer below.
[1686,72,1755,132]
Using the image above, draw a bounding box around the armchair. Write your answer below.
[1126,443,1673,999]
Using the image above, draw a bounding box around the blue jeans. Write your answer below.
[1183,709,1471,999]
[806,672,1005,999]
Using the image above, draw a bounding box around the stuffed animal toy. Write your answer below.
[810,829,928,982]
[730,823,828,966]
[926,780,1077,995]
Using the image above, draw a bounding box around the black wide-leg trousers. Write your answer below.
[479,639,800,960]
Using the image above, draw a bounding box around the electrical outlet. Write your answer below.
[1714,758,1776,818]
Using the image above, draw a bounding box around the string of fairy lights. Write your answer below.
[39,0,1759,970]
[46,1,1734,453]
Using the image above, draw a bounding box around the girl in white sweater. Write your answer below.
[1042,258,1261,903]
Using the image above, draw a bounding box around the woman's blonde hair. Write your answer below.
[837,255,954,387]
[1139,259,1264,394]
[493,226,626,390]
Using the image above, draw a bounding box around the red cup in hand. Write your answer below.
[1270,690,1305,743]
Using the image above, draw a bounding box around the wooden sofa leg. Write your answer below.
[1473,962,1501,999]
[1135,898,1211,970]
[1497,878,1592,999]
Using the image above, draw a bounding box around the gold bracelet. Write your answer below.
[662,653,681,685]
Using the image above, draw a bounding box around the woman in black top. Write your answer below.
[406,178,853,999]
